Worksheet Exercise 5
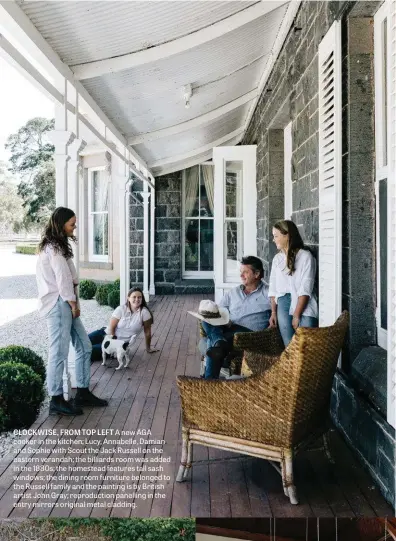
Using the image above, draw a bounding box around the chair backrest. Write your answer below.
[281,311,349,444]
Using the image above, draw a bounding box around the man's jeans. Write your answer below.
[277,293,318,347]
[46,296,92,397]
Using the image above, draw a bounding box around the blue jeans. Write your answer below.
[88,327,107,362]
[277,293,318,347]
[46,297,92,397]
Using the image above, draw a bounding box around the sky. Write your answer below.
[0,56,54,164]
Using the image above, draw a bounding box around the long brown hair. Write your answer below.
[38,207,76,259]
[126,287,154,323]
[273,219,305,275]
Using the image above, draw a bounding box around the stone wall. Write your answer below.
[129,177,144,289]
[154,172,182,294]
[242,0,394,504]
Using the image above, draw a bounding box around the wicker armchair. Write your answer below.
[176,311,349,504]
[199,322,284,376]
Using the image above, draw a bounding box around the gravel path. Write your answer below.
[0,245,114,457]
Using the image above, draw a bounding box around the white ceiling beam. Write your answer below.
[241,0,301,142]
[0,1,151,173]
[128,89,257,146]
[152,134,241,177]
[150,128,243,170]
[71,1,288,80]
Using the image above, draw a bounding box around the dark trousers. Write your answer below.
[88,327,106,362]
[201,321,251,379]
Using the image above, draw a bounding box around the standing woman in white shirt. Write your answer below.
[268,220,318,346]
[36,207,108,416]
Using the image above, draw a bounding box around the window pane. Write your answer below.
[93,214,108,256]
[379,178,387,329]
[200,165,214,217]
[185,166,199,217]
[200,220,214,271]
[92,171,108,212]
[185,219,199,271]
[225,161,243,218]
[225,220,243,276]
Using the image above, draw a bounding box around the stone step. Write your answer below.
[174,278,214,295]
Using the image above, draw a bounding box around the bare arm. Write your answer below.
[108,317,120,337]
[292,296,310,329]
[269,297,277,327]
[143,320,159,353]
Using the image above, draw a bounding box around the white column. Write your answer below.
[64,138,86,398]
[149,182,156,296]
[48,130,75,207]
[116,153,131,305]
[142,185,150,301]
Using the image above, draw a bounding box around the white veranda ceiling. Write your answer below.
[17,0,290,176]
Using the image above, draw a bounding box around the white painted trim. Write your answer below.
[374,3,390,352]
[128,90,257,145]
[87,166,110,263]
[71,2,287,80]
[149,128,244,168]
[149,183,156,296]
[284,121,293,219]
[142,188,150,300]
[241,1,302,143]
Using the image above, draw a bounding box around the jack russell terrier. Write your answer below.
[101,335,137,370]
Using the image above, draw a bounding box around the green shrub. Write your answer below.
[0,345,46,382]
[0,363,44,431]
[15,245,37,255]
[95,283,113,306]
[112,278,120,290]
[79,279,97,300]
[107,288,120,309]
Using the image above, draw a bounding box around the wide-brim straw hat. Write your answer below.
[188,299,229,326]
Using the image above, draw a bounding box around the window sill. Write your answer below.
[80,261,113,270]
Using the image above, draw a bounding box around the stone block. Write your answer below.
[130,231,143,244]
[167,204,181,217]
[130,204,143,218]
[164,270,180,282]
[157,191,180,205]
[156,217,180,231]
[156,205,167,217]
[155,231,168,243]
[348,54,374,105]
[348,17,374,56]
[157,243,180,258]
[129,256,143,270]
[155,270,164,282]
[348,102,374,153]
[351,346,388,415]
[155,257,169,270]
[155,283,175,294]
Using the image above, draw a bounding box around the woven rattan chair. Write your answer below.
[176,311,349,504]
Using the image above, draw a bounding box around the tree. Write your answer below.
[0,160,25,233]
[5,117,55,226]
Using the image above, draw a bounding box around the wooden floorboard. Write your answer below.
[0,294,393,518]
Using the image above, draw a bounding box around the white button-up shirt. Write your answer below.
[36,245,78,317]
[269,249,318,318]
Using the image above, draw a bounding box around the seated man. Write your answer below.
[195,255,271,379]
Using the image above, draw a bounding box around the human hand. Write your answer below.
[269,312,277,328]
[72,308,81,319]
[292,316,300,330]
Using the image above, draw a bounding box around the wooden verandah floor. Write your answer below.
[0,295,393,518]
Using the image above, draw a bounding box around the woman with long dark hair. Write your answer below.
[36,207,108,415]
[268,219,318,346]
[89,287,158,362]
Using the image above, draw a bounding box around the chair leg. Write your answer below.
[280,457,288,496]
[283,449,298,505]
[176,428,190,483]
[183,441,193,480]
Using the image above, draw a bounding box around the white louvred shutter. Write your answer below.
[318,21,342,327]
[388,0,396,428]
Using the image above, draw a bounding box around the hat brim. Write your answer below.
[187,307,230,326]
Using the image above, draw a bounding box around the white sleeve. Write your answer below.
[218,291,230,310]
[111,306,123,320]
[49,248,76,302]
[142,307,152,323]
[268,257,277,298]
[297,251,316,298]
[68,258,79,285]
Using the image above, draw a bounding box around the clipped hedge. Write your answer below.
[15,245,37,255]
[107,288,120,309]
[0,363,44,431]
[95,283,113,306]
[79,279,97,300]
[0,345,46,382]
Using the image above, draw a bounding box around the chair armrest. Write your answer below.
[241,351,281,376]
[233,326,284,354]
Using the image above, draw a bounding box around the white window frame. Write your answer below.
[374,2,390,351]
[87,165,109,263]
[284,121,293,219]
[182,164,214,279]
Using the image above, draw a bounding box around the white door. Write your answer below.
[213,145,257,303]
